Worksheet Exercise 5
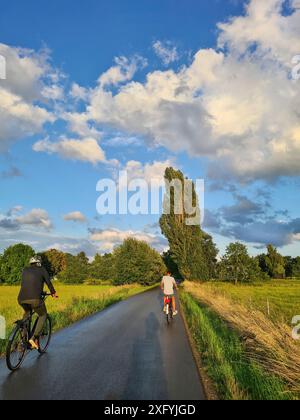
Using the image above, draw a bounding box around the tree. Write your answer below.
[160,167,215,280]
[114,238,166,286]
[89,253,116,281]
[265,245,285,279]
[58,252,89,284]
[202,232,219,279]
[256,253,269,275]
[0,244,35,284]
[162,250,183,280]
[40,249,66,278]
[219,242,264,284]
[285,257,300,278]
[284,256,294,278]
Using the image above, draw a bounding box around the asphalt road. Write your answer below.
[0,288,205,400]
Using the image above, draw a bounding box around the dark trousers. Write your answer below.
[19,299,47,338]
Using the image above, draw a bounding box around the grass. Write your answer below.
[0,283,152,356]
[181,280,300,400]
[181,291,290,400]
[197,280,300,324]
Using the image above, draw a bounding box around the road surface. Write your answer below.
[0,288,205,400]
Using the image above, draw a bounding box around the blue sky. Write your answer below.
[1,0,300,257]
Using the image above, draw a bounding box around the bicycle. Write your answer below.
[6,293,52,372]
[164,295,174,325]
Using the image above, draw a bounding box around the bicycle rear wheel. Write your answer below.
[38,315,52,354]
[6,325,28,372]
[166,304,170,324]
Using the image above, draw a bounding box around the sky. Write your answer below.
[0,0,300,258]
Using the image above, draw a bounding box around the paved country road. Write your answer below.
[0,288,205,400]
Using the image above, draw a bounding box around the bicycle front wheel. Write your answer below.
[38,315,52,354]
[6,325,28,372]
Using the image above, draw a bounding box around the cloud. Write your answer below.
[121,159,173,187]
[6,205,23,217]
[77,0,300,182]
[33,137,106,165]
[98,56,147,88]
[89,227,167,253]
[70,83,89,101]
[153,41,179,66]
[16,209,52,230]
[0,228,99,258]
[0,207,52,233]
[0,44,61,152]
[222,218,300,248]
[221,194,265,224]
[203,191,300,248]
[0,218,20,230]
[0,166,22,179]
[203,209,221,230]
[103,135,143,148]
[63,211,87,223]
[217,0,300,64]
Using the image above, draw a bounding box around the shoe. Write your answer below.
[29,339,39,350]
[163,307,167,313]
[173,310,178,316]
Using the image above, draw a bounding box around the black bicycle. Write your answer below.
[6,293,52,372]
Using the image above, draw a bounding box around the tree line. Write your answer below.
[0,239,166,286]
[1,167,299,286]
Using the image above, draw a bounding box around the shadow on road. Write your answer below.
[122,312,168,400]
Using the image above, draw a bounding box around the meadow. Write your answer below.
[0,283,151,355]
[192,280,300,324]
[181,280,300,400]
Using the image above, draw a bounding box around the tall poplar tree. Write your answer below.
[159,167,217,280]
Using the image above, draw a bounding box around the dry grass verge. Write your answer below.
[183,281,300,398]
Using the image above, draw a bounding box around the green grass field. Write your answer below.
[0,283,151,355]
[181,280,300,400]
[198,279,300,324]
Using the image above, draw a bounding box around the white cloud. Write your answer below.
[122,159,173,187]
[89,228,167,253]
[103,135,142,148]
[63,111,101,139]
[98,56,147,88]
[0,44,62,152]
[0,87,54,152]
[80,0,300,182]
[16,208,52,230]
[33,137,106,165]
[63,211,87,223]
[70,83,89,101]
[153,40,179,66]
[218,0,300,64]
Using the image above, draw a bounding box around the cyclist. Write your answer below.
[18,255,57,350]
[161,272,178,316]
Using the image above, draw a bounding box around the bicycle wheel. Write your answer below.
[38,315,52,354]
[166,304,170,324]
[6,325,28,372]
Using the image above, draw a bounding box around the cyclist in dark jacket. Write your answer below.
[18,255,57,349]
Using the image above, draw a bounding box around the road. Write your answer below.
[0,288,205,400]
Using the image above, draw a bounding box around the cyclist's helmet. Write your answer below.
[29,255,42,267]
